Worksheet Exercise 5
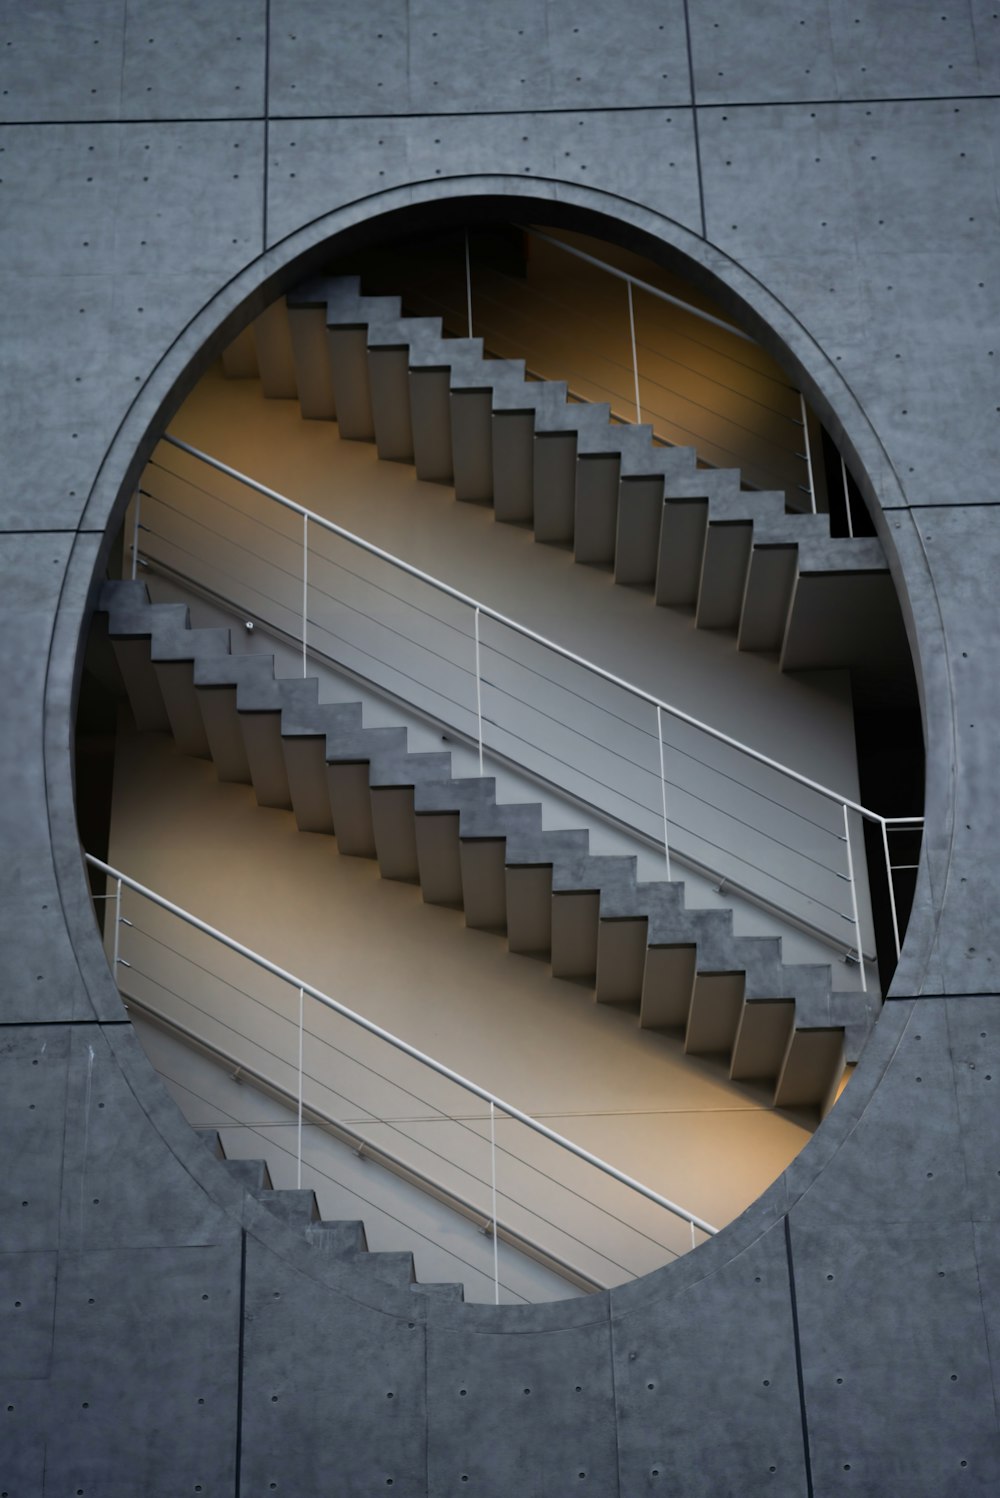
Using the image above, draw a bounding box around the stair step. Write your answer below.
[369,346,414,462]
[99,580,876,1108]
[730,999,796,1081]
[460,839,508,932]
[327,761,378,856]
[415,812,464,908]
[240,710,292,809]
[551,890,601,981]
[193,1127,226,1159]
[305,1220,368,1255]
[253,299,297,400]
[287,305,336,420]
[411,1281,465,1301]
[774,1026,845,1109]
[253,1187,321,1226]
[595,918,647,1006]
[639,945,697,1031]
[261,280,899,685]
[223,1158,273,1192]
[505,864,552,954]
[452,388,494,501]
[685,971,746,1056]
[152,659,211,757]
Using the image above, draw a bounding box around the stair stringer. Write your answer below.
[99,579,877,1113]
[266,279,898,676]
[194,1131,465,1301]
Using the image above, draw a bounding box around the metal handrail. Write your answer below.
[520,227,760,347]
[123,991,608,1294]
[85,853,719,1239]
[160,436,912,834]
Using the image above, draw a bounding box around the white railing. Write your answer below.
[131,436,921,981]
[394,224,817,508]
[87,855,717,1297]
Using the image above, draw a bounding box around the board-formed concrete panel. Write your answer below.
[611,1222,808,1494]
[3,0,1000,1489]
[264,109,702,250]
[0,534,121,1020]
[240,1232,428,1492]
[0,1028,71,1253]
[44,1243,241,1497]
[425,1305,619,1493]
[699,98,1000,511]
[120,0,267,120]
[268,0,691,117]
[0,2,127,124]
[690,0,992,105]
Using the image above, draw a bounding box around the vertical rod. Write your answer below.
[474,605,484,775]
[799,392,816,515]
[296,986,304,1190]
[843,803,867,993]
[627,279,642,424]
[112,877,123,972]
[880,818,902,960]
[464,229,473,339]
[130,491,141,580]
[656,705,671,879]
[301,513,308,678]
[490,1099,499,1305]
[840,455,854,539]
[690,1218,697,1253]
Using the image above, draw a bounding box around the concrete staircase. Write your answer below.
[221,279,906,685]
[99,578,876,1114]
[195,1128,464,1301]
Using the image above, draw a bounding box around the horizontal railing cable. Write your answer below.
[127,995,609,1295]
[126,544,878,960]
[88,853,719,1239]
[123,924,681,1265]
[520,226,760,345]
[158,436,902,834]
[470,266,804,419]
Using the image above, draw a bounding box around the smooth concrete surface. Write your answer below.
[3,3,1000,1492]
[144,363,873,953]
[107,718,815,1293]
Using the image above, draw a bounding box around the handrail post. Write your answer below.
[301,513,309,678]
[842,803,867,993]
[474,605,484,775]
[489,1099,499,1305]
[84,854,720,1238]
[880,817,902,960]
[130,492,141,580]
[627,279,642,425]
[297,985,304,1189]
[112,876,123,972]
[799,392,816,515]
[840,454,854,539]
[464,229,473,339]
[656,704,671,879]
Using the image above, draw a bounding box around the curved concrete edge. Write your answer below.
[49,174,947,1321]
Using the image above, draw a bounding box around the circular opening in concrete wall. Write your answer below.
[74,204,924,1304]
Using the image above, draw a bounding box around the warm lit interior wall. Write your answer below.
[333,226,812,501]
[135,363,875,960]
[106,714,815,1302]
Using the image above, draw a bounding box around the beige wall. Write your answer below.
[107,716,814,1301]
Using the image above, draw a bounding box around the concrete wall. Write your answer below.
[141,361,873,955]
[3,3,1000,1493]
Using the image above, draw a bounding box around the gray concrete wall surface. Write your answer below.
[2,2,999,1492]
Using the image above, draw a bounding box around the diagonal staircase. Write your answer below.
[98,578,877,1113]
[223,277,909,689]
[195,1128,464,1300]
